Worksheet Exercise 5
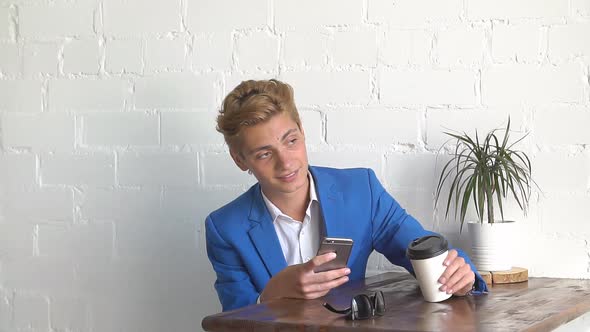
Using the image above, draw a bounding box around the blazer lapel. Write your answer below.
[247,187,287,277]
[310,167,344,238]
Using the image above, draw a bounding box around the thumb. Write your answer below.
[306,252,337,270]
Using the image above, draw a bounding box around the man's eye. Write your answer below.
[257,152,271,159]
[288,138,297,145]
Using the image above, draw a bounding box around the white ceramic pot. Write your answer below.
[467,220,514,272]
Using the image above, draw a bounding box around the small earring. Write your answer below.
[247,170,252,175]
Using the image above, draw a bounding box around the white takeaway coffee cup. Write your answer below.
[407,235,452,303]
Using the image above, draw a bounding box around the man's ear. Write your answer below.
[230,149,248,172]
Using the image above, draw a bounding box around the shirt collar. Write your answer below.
[261,171,318,222]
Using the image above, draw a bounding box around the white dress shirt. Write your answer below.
[261,172,322,265]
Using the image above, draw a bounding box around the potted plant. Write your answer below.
[434,118,535,272]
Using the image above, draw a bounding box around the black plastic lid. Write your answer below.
[406,235,448,260]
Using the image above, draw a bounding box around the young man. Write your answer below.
[206,79,487,311]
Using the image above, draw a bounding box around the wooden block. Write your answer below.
[479,271,492,285]
[490,267,528,284]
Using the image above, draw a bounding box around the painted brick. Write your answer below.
[201,152,256,186]
[103,0,180,36]
[380,29,431,66]
[332,30,377,67]
[187,0,267,32]
[0,7,10,40]
[23,42,59,77]
[492,24,541,63]
[63,39,100,74]
[236,32,279,71]
[534,151,590,193]
[118,153,198,186]
[236,31,279,72]
[162,187,243,222]
[105,39,143,74]
[467,0,568,20]
[426,108,525,148]
[307,151,383,172]
[48,79,130,111]
[527,234,589,278]
[14,295,48,330]
[38,223,112,258]
[368,0,462,26]
[0,42,19,76]
[50,297,88,332]
[144,37,187,72]
[192,33,232,71]
[19,4,94,39]
[283,30,328,68]
[327,109,419,145]
[540,194,590,234]
[115,221,195,259]
[482,64,584,106]
[0,222,33,258]
[435,27,485,67]
[161,111,222,145]
[385,153,437,191]
[41,153,115,186]
[0,291,10,330]
[0,257,75,294]
[83,112,159,146]
[134,73,217,109]
[535,107,590,145]
[0,188,73,221]
[280,71,371,105]
[78,188,161,221]
[2,112,74,151]
[0,153,36,189]
[275,0,362,29]
[572,0,590,17]
[299,110,322,146]
[379,69,476,106]
[548,24,590,61]
[0,80,42,112]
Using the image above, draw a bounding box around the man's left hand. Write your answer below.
[438,249,475,296]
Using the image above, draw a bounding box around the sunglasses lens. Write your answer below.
[373,291,385,315]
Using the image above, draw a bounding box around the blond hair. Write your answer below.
[216,79,301,150]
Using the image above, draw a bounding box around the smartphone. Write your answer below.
[314,237,354,273]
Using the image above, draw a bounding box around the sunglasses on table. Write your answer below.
[323,291,385,320]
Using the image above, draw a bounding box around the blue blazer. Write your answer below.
[206,166,487,311]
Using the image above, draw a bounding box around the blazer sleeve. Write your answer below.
[366,168,489,293]
[205,215,260,311]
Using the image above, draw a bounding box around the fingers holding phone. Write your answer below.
[313,237,353,273]
[260,237,353,302]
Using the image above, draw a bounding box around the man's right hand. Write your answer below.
[259,252,351,302]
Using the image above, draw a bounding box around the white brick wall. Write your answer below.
[23,42,60,77]
[492,23,541,63]
[0,7,12,41]
[0,42,19,76]
[380,69,476,106]
[19,4,94,39]
[0,80,42,112]
[1,0,590,331]
[62,39,100,74]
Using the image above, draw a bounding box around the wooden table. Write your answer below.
[201,272,590,332]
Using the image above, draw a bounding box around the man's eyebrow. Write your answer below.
[280,128,299,142]
[247,128,299,156]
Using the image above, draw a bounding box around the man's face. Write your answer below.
[231,112,309,201]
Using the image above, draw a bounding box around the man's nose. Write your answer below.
[275,148,292,169]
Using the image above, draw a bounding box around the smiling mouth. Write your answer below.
[277,170,298,180]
